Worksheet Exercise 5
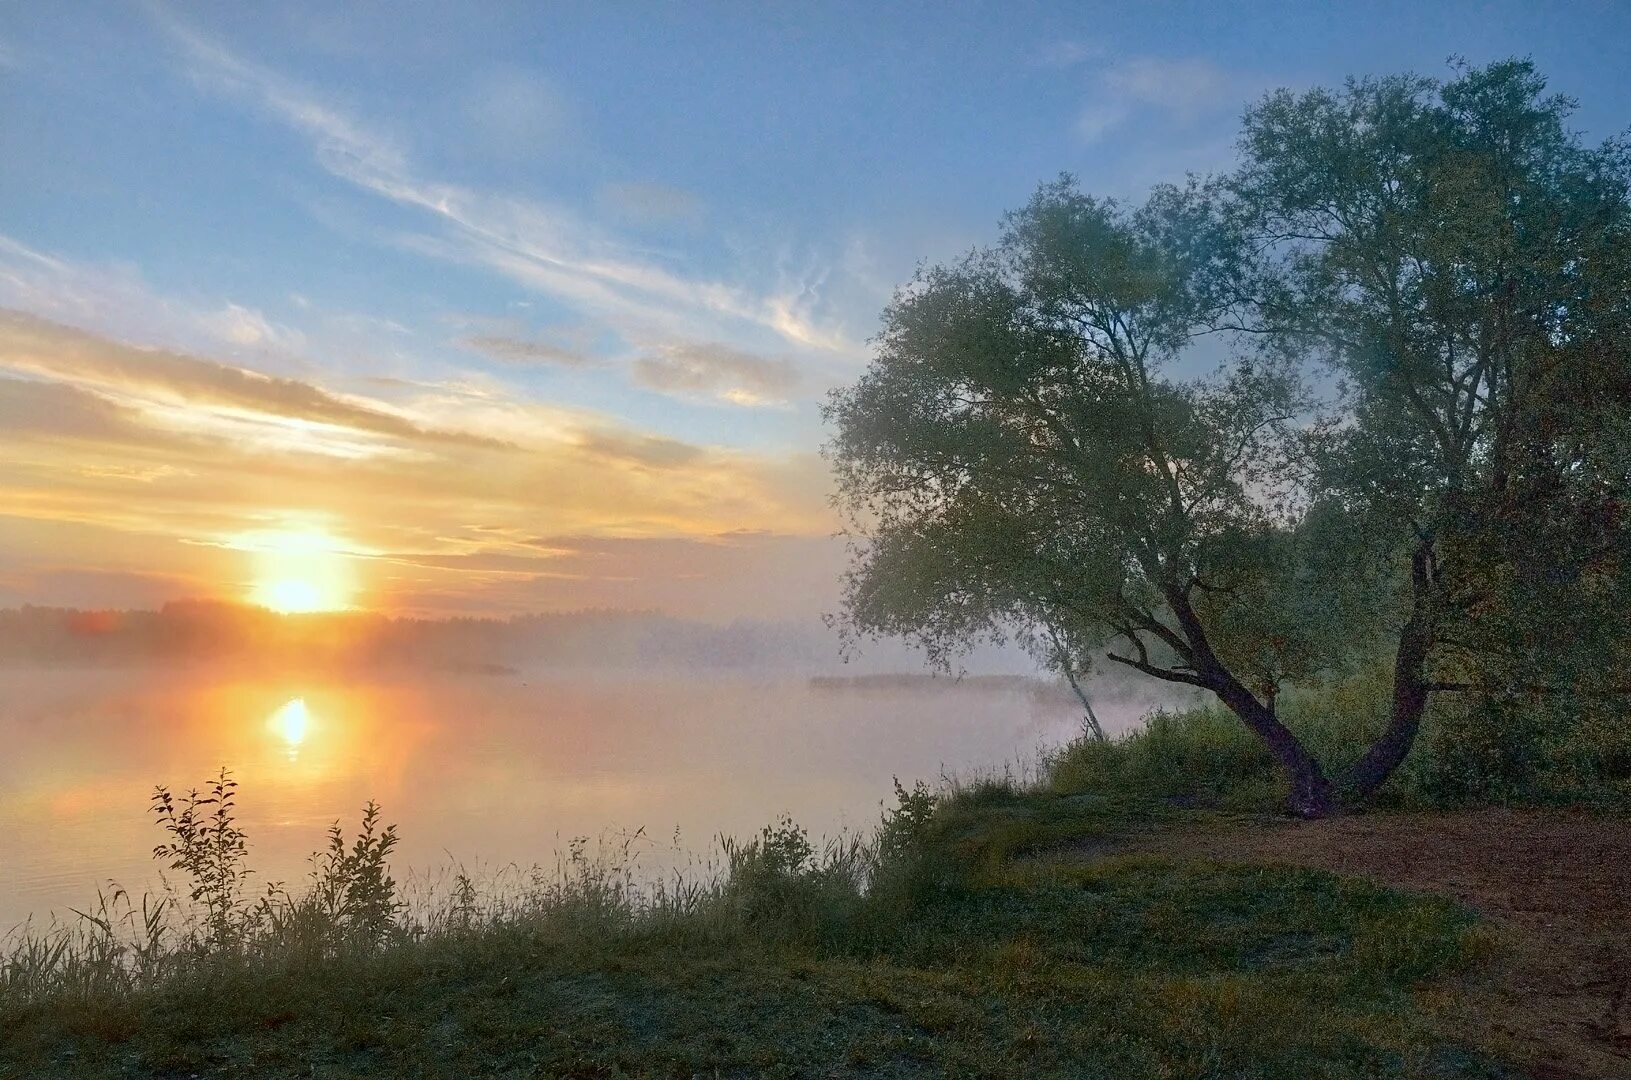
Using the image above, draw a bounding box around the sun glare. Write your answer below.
[241,526,356,613]
[268,697,311,746]
[258,578,326,614]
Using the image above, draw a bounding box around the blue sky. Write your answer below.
[1,1,1627,616]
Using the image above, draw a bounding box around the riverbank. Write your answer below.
[12,781,1616,1078]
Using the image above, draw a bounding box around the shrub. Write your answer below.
[305,801,403,943]
[718,816,868,934]
[150,769,252,949]
[1424,693,1631,806]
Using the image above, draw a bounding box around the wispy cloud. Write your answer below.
[0,315,834,611]
[0,234,307,358]
[1070,55,1238,144]
[631,343,799,408]
[150,7,857,359]
[0,310,499,455]
[459,335,595,368]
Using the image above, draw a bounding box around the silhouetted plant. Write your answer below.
[150,768,251,948]
[876,777,937,860]
[308,801,402,943]
[450,870,479,931]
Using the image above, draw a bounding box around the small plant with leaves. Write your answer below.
[718,815,870,932]
[449,870,479,931]
[876,777,937,860]
[308,800,403,943]
[150,768,251,948]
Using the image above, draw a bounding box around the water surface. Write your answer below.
[0,668,1153,927]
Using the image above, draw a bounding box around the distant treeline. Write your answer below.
[0,601,988,674]
[808,673,1078,701]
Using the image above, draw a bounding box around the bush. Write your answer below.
[1423,693,1631,806]
[718,816,869,937]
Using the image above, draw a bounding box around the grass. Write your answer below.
[1047,667,1631,812]
[0,764,1512,1078]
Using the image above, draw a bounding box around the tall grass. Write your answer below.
[0,758,1505,1075]
[0,770,934,1008]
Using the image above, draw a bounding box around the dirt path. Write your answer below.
[1110,807,1631,1080]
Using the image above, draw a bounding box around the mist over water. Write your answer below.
[0,665,1166,928]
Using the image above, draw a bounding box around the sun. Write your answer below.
[241,526,356,613]
[257,578,327,614]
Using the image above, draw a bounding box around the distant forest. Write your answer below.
[0,601,1008,675]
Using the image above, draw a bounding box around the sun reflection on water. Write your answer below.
[267,697,312,755]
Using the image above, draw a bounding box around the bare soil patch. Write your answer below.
[1110,807,1630,1079]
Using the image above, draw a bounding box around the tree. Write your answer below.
[826,60,1631,817]
[1234,60,1631,799]
[826,178,1357,816]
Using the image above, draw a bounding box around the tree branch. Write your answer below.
[1104,651,1213,688]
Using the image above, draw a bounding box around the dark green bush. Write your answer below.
[1423,693,1631,806]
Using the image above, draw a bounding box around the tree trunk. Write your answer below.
[1065,667,1107,741]
[1160,585,1340,817]
[1213,676,1339,818]
[1345,539,1437,802]
[1053,637,1107,741]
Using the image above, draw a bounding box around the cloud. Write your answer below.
[0,310,504,454]
[1104,57,1232,116]
[459,334,594,368]
[1075,102,1130,142]
[0,376,151,443]
[596,182,705,227]
[0,234,307,358]
[573,429,707,469]
[206,302,306,349]
[151,10,857,358]
[381,531,851,620]
[631,343,799,407]
[1071,55,1237,143]
[0,315,834,614]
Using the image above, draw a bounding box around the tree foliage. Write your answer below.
[827,60,1631,816]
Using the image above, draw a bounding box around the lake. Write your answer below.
[0,667,1161,929]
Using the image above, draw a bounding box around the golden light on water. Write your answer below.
[268,697,312,747]
[240,526,356,613]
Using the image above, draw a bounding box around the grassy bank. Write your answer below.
[14,670,1625,1077]
[3,766,1514,1079]
[1050,668,1631,811]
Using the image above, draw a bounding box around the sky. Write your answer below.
[1,1,1628,620]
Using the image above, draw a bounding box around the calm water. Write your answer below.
[0,668,1155,928]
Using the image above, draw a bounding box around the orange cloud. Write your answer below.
[0,313,836,616]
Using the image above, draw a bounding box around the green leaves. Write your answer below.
[827,172,1310,689]
[828,57,1631,811]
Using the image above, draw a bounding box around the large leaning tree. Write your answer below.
[825,60,1631,817]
